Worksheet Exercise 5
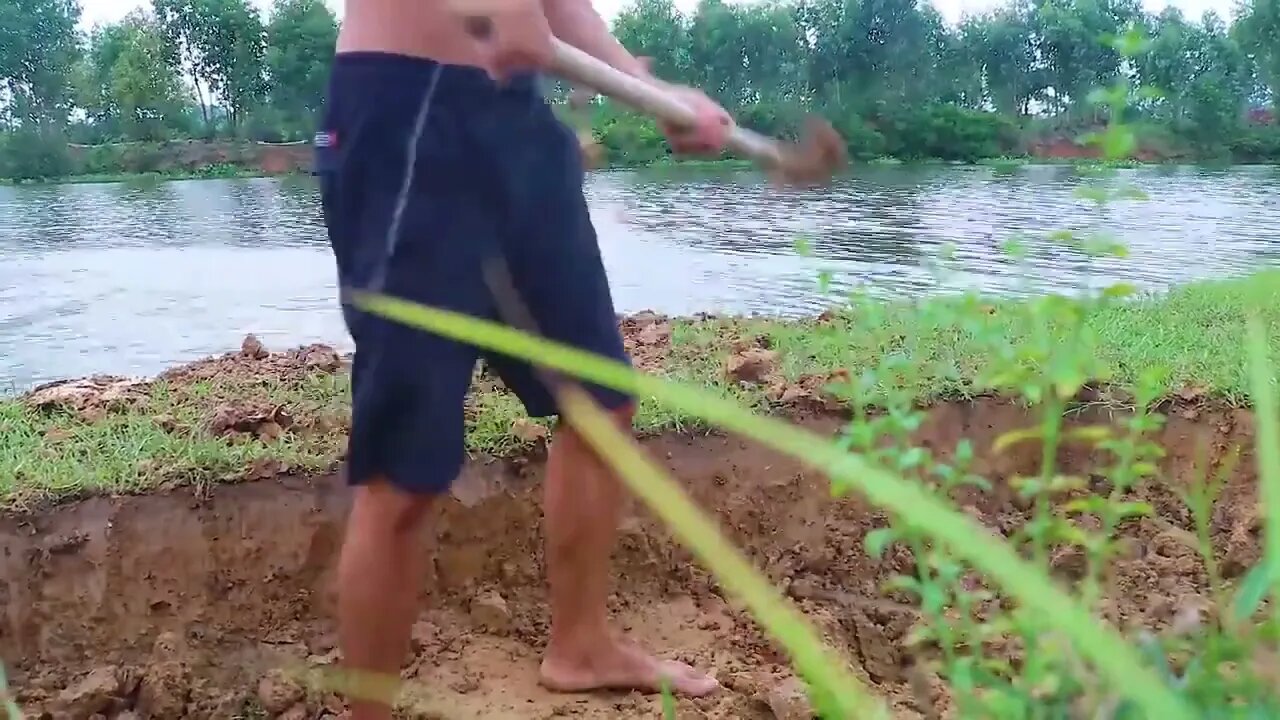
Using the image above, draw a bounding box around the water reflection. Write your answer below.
[1,164,1277,390]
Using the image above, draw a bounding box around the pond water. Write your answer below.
[2,163,1278,390]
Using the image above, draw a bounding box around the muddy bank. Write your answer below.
[64,140,312,176]
[5,314,855,511]
[2,395,1262,719]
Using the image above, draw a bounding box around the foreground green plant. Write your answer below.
[815,24,1280,719]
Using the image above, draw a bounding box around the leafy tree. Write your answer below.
[962,4,1043,116]
[77,11,189,141]
[152,0,217,130]
[205,0,267,131]
[264,0,338,137]
[1236,0,1280,112]
[0,0,80,126]
[110,14,190,140]
[152,0,265,133]
[611,0,690,80]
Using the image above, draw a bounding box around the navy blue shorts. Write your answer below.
[314,52,632,495]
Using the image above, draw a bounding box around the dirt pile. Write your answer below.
[158,334,345,385]
[619,311,674,372]
[1,396,1263,719]
[21,335,350,446]
[17,318,846,453]
[618,310,846,412]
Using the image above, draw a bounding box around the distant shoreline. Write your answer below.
[5,155,1277,188]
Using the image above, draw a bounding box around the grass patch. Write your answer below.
[743,270,1280,404]
[2,165,286,186]
[1,270,1276,510]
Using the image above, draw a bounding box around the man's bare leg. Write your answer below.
[338,480,435,720]
[538,404,719,696]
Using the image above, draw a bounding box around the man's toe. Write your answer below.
[660,660,720,697]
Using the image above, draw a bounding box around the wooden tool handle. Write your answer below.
[549,39,784,169]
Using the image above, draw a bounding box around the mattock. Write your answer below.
[547,39,848,188]
[459,7,848,187]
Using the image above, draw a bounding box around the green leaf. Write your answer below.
[1116,24,1151,57]
[1073,186,1110,204]
[1245,314,1280,622]
[1114,501,1154,519]
[920,581,947,614]
[994,427,1041,453]
[884,574,922,598]
[1048,475,1086,493]
[1231,560,1274,623]
[1103,129,1137,160]
[864,527,897,559]
[1102,283,1137,299]
[1082,237,1130,258]
[660,678,677,719]
[793,236,812,256]
[1116,185,1149,202]
[1065,425,1112,443]
[1,661,22,720]
[817,269,833,294]
[1001,236,1028,259]
[896,446,927,471]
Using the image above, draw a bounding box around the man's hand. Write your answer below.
[631,58,730,156]
[658,85,732,156]
[451,0,555,81]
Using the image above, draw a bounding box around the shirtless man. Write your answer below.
[315,1,732,717]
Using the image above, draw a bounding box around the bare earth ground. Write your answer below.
[0,322,1265,719]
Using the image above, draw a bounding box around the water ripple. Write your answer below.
[1,165,1277,390]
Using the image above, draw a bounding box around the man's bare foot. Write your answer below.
[539,637,720,697]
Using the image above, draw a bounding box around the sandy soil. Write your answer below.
[1,384,1262,719]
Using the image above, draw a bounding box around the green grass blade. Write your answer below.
[1231,561,1273,624]
[350,290,1197,720]
[557,386,884,719]
[660,679,677,720]
[1245,315,1280,621]
[0,662,23,720]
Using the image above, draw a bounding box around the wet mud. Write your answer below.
[1,394,1262,719]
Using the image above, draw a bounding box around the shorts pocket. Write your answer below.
[311,129,342,176]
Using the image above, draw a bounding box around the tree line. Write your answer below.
[2,0,336,142]
[596,0,1279,162]
[0,0,337,178]
[0,0,1277,180]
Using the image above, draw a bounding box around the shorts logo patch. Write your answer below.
[314,130,338,148]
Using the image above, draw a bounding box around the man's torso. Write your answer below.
[337,0,490,67]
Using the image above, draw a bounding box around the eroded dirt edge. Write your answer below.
[1,398,1264,720]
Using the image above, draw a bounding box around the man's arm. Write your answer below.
[459,0,731,155]
[542,0,653,80]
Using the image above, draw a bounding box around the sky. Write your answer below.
[79,0,1238,32]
